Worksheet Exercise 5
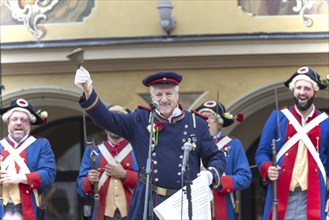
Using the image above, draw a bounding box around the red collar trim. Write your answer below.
[147,78,179,86]
[105,139,129,152]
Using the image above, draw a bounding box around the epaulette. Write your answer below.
[137,104,152,111]
[191,110,207,120]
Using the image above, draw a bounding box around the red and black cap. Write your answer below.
[284,66,326,90]
[142,71,182,87]
[0,98,44,125]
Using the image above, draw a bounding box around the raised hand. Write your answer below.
[74,66,93,96]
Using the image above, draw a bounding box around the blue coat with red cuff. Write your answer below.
[76,139,139,220]
[213,135,252,220]
[79,90,226,220]
[255,106,329,220]
[0,136,56,220]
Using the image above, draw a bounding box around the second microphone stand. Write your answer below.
[182,165,193,220]
[143,106,156,220]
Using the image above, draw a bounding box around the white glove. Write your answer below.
[74,66,93,92]
[3,212,22,220]
[1,172,27,184]
[197,170,213,186]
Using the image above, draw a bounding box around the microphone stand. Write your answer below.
[184,165,193,220]
[181,142,193,220]
[143,106,156,220]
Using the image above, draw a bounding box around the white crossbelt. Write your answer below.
[216,136,235,209]
[216,136,232,151]
[98,143,133,189]
[200,136,232,167]
[1,137,35,171]
[278,108,327,183]
[0,137,40,207]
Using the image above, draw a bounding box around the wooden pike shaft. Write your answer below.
[82,83,90,95]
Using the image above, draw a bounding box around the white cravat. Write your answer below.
[156,105,182,123]
[8,134,29,149]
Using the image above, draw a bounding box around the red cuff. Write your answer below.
[26,172,41,190]
[122,170,138,189]
[260,162,272,183]
[219,175,234,193]
[82,176,94,194]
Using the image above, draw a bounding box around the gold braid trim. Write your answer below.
[83,96,100,112]
[148,111,152,124]
[192,113,196,128]
[208,166,221,188]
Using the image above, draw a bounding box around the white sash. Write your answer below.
[278,108,327,183]
[201,136,233,167]
[216,136,235,208]
[216,136,232,151]
[1,137,36,172]
[0,136,40,207]
[98,143,133,189]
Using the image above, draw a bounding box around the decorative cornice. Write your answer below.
[1,32,329,49]
[2,35,328,75]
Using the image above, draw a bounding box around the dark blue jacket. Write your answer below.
[80,90,226,219]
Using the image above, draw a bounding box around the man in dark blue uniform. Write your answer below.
[74,67,226,219]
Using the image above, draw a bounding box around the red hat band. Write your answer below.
[148,77,179,86]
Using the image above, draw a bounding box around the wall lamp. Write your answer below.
[157,0,176,36]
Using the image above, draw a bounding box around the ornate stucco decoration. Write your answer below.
[5,0,59,40]
[285,0,329,27]
[239,0,328,27]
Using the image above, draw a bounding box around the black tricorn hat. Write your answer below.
[142,71,182,87]
[0,98,44,125]
[284,66,326,90]
[195,100,234,127]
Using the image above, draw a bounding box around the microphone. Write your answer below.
[181,142,192,173]
[149,101,159,110]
